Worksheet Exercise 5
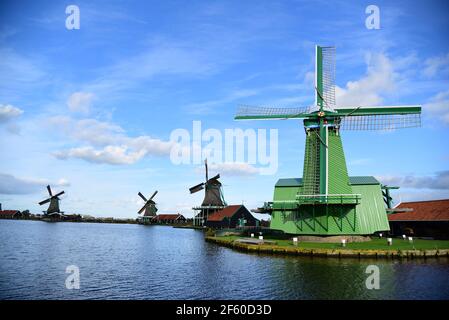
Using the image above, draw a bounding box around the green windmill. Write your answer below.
[235,46,421,235]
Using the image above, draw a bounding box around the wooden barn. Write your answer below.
[388,199,449,239]
[0,209,22,219]
[205,205,259,229]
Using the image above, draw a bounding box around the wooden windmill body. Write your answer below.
[190,159,227,227]
[38,185,65,219]
[137,190,158,224]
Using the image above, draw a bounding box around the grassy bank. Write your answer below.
[205,236,449,259]
[215,235,449,250]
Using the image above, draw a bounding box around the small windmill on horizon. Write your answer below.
[38,185,65,217]
[137,190,158,224]
[189,159,227,226]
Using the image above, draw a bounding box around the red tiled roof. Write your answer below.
[0,210,20,217]
[207,205,242,222]
[389,199,449,221]
[155,214,184,221]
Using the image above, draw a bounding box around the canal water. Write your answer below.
[0,220,448,300]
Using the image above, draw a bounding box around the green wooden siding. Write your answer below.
[327,130,352,195]
[301,131,320,195]
[352,183,390,234]
[270,176,389,235]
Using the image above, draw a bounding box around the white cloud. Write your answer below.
[67,92,95,114]
[333,52,449,125]
[424,89,449,124]
[394,190,449,203]
[199,162,260,176]
[56,178,71,187]
[376,171,449,190]
[423,53,449,78]
[48,116,124,146]
[0,104,23,123]
[0,173,70,195]
[336,53,396,106]
[53,146,147,165]
[48,116,174,165]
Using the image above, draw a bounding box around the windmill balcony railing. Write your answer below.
[192,205,227,210]
[296,193,361,205]
[268,195,361,211]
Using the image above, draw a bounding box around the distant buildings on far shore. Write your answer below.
[0,202,192,225]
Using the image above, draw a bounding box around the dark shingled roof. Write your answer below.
[348,176,380,185]
[207,205,242,222]
[389,199,449,221]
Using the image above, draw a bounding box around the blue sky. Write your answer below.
[0,0,448,218]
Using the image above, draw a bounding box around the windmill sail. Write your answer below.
[316,46,336,111]
[138,192,148,202]
[335,105,421,130]
[39,198,51,205]
[47,185,53,197]
[189,182,205,194]
[138,205,146,214]
[235,105,311,120]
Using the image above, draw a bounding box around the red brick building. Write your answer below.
[388,199,449,239]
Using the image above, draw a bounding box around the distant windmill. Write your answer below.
[38,185,64,216]
[137,190,158,224]
[189,159,226,226]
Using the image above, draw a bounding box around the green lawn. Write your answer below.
[216,235,449,251]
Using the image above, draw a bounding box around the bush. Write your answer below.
[205,228,216,237]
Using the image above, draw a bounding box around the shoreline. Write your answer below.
[0,217,138,224]
[0,218,192,227]
[205,236,449,259]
